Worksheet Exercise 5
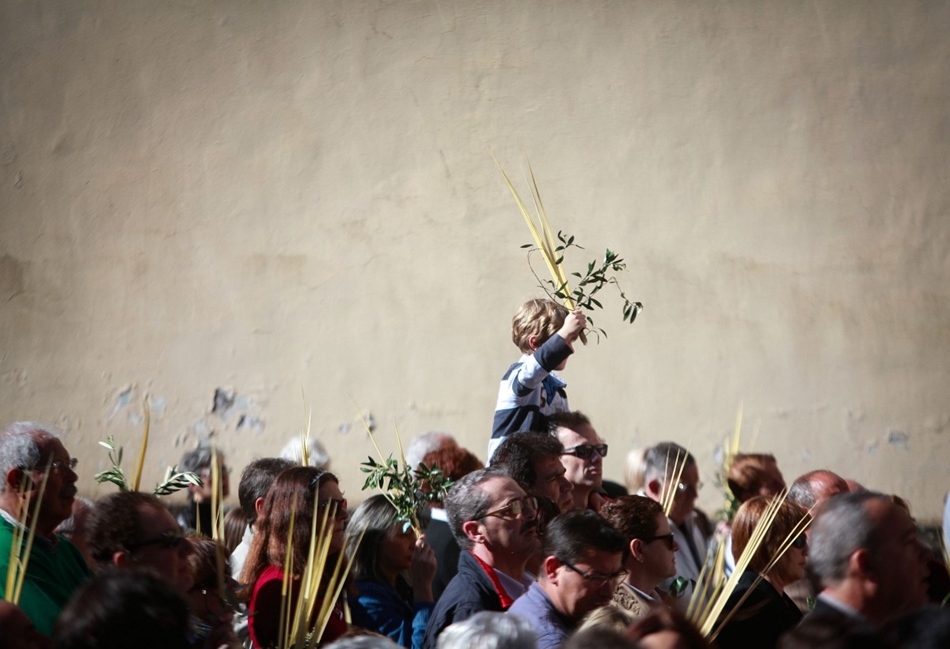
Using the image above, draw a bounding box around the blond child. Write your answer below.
[489,299,586,459]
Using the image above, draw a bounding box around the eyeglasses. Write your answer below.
[791,534,807,550]
[23,458,78,474]
[317,497,348,517]
[127,528,186,552]
[562,444,608,460]
[641,532,676,550]
[561,560,628,586]
[190,579,241,614]
[481,496,538,520]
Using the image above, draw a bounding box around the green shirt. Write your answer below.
[0,517,92,636]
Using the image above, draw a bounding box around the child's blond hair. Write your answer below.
[511,298,569,354]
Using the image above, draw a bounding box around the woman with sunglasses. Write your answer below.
[599,495,679,620]
[344,495,437,649]
[241,467,350,648]
[713,496,810,649]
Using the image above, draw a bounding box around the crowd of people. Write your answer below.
[0,300,948,649]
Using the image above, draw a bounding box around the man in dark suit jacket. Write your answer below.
[781,491,929,646]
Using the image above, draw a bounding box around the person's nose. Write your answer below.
[560,476,573,493]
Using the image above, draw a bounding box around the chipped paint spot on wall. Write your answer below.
[887,430,909,449]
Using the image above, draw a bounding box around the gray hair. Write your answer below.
[445,467,506,550]
[406,431,456,470]
[279,436,330,469]
[0,422,57,492]
[323,634,402,649]
[438,612,535,649]
[642,442,695,485]
[809,491,892,585]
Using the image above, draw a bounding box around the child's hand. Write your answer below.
[558,310,587,345]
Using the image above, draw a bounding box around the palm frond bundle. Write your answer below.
[4,462,51,605]
[493,154,642,341]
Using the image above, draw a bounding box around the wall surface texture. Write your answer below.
[1,1,948,519]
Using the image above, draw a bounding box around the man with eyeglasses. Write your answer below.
[546,411,608,511]
[601,495,679,619]
[422,468,542,649]
[507,509,626,649]
[87,491,196,595]
[641,442,707,610]
[0,422,92,636]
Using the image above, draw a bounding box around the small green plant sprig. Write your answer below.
[360,456,453,535]
[523,230,642,340]
[94,435,202,496]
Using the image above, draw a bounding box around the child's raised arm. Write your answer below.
[557,309,587,346]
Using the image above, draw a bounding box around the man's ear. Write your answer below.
[462,520,485,545]
[113,550,133,569]
[850,548,874,578]
[527,335,540,351]
[542,555,561,583]
[255,496,265,518]
[646,479,663,499]
[629,539,644,562]
[4,468,32,493]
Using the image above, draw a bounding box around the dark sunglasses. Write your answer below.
[642,532,676,551]
[127,529,186,552]
[791,534,807,550]
[317,497,348,516]
[481,496,538,521]
[562,444,608,460]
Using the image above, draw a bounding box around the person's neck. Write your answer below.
[624,562,662,595]
[571,487,592,510]
[822,582,884,625]
[539,577,580,622]
[763,572,789,595]
[380,566,400,588]
[0,499,56,540]
[471,545,526,581]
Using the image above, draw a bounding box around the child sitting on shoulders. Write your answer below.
[489,298,586,459]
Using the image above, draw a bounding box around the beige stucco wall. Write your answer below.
[1,1,948,520]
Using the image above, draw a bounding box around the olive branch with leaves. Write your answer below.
[360,457,453,536]
[94,435,202,496]
[522,230,642,340]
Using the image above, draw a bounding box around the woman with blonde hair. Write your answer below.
[345,495,437,649]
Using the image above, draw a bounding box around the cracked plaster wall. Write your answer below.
[1,1,948,519]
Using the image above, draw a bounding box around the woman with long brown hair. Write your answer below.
[241,467,350,648]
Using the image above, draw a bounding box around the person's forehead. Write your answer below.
[557,424,599,446]
[36,436,69,460]
[575,547,623,571]
[877,501,916,540]
[535,455,565,477]
[481,476,525,505]
[653,513,672,534]
[318,479,342,500]
[136,503,178,538]
[679,464,700,483]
